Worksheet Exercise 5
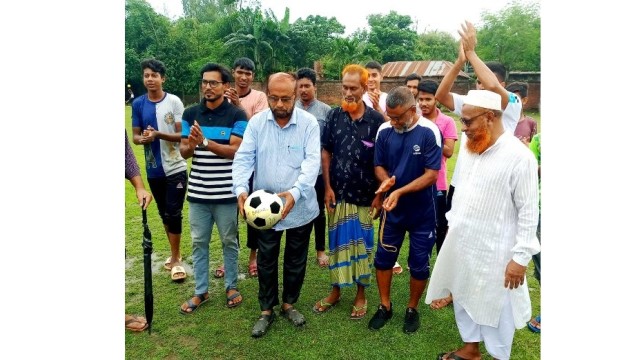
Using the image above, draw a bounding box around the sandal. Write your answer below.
[280,306,306,326]
[226,289,243,308]
[528,315,540,333]
[180,293,209,315]
[392,262,403,275]
[317,254,329,268]
[248,262,258,277]
[125,314,148,332]
[312,298,340,314]
[251,312,275,338]
[350,300,368,320]
[164,256,182,271]
[437,352,470,360]
[171,265,187,282]
[214,265,225,279]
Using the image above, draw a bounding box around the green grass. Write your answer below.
[125,106,541,359]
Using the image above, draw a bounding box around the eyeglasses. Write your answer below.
[386,106,414,122]
[267,96,294,105]
[459,111,490,127]
[201,79,223,88]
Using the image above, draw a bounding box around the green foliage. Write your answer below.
[288,15,345,69]
[366,11,418,63]
[476,1,540,71]
[416,31,458,62]
[125,0,540,96]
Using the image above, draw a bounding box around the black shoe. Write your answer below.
[403,307,419,333]
[368,303,393,330]
[251,312,275,338]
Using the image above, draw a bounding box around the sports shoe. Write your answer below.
[368,303,393,330]
[403,307,419,333]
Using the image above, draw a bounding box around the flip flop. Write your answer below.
[350,300,367,320]
[164,256,182,271]
[125,315,148,332]
[312,298,340,314]
[171,265,187,282]
[214,266,225,279]
[437,352,470,360]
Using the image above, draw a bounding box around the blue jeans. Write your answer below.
[189,202,239,295]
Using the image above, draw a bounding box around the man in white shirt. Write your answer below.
[425,90,539,360]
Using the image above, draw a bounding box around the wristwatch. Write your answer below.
[198,138,208,149]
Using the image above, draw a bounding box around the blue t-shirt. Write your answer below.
[374,124,441,226]
[131,93,186,178]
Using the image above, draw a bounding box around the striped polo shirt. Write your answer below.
[182,100,248,204]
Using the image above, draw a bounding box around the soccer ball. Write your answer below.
[244,189,283,230]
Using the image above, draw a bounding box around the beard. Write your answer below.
[341,99,358,112]
[466,122,492,154]
[270,106,293,120]
[393,123,410,134]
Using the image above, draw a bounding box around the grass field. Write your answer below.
[125,106,541,359]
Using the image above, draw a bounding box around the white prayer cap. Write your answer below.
[463,90,501,111]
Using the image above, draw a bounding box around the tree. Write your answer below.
[366,11,417,63]
[415,31,458,62]
[287,15,345,69]
[476,1,540,71]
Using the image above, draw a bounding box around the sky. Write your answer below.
[146,0,529,37]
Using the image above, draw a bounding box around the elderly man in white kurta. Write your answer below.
[425,90,539,360]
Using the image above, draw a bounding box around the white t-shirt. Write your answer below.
[363,91,388,113]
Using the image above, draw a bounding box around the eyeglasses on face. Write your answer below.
[459,111,490,127]
[386,106,414,122]
[201,79,223,88]
[267,96,294,105]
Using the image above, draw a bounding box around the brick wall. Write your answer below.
[181,80,540,110]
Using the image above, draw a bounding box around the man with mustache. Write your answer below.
[434,21,522,235]
[179,63,248,314]
[425,90,539,360]
[294,67,332,268]
[369,86,442,334]
[232,72,321,338]
[217,57,269,279]
[313,64,384,320]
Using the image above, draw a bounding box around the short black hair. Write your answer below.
[405,73,422,83]
[506,82,529,98]
[200,63,232,83]
[140,58,166,77]
[417,80,439,95]
[365,61,382,72]
[233,57,256,72]
[296,67,317,85]
[485,61,507,82]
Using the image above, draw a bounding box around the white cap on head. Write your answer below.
[463,90,501,110]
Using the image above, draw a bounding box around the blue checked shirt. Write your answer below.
[232,108,321,230]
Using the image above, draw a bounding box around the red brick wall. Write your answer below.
[182,80,540,110]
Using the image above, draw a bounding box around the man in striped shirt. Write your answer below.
[179,63,248,314]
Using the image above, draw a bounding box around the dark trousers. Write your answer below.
[312,175,326,252]
[435,190,448,254]
[533,214,541,282]
[256,221,313,311]
[245,174,259,250]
